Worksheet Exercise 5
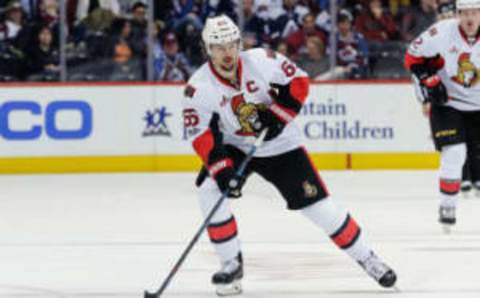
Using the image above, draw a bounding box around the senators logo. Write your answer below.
[230,93,266,136]
[451,52,480,88]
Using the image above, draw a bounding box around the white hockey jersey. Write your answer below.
[407,19,480,111]
[182,48,309,159]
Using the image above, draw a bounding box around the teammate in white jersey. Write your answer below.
[182,15,397,296]
[405,0,480,230]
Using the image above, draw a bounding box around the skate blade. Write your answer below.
[216,280,242,297]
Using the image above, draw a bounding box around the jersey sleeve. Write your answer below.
[266,49,309,86]
[257,49,310,123]
[405,24,445,71]
[182,83,216,164]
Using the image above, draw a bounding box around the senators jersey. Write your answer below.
[406,19,480,111]
[182,48,309,161]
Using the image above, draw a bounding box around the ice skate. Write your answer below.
[212,254,243,296]
[359,252,397,288]
[461,181,472,198]
[439,206,456,233]
[473,182,480,198]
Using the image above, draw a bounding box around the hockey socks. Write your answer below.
[301,198,397,287]
[301,198,371,263]
[199,179,241,263]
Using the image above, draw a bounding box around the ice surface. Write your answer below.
[1,171,480,298]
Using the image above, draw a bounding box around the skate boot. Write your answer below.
[212,253,243,296]
[461,181,472,198]
[474,182,480,198]
[439,205,456,233]
[359,252,397,288]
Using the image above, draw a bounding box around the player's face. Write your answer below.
[209,40,241,73]
[458,9,480,37]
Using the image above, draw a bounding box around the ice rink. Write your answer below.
[1,170,480,298]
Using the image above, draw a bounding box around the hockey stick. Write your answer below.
[144,129,268,298]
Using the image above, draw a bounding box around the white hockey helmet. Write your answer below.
[456,0,480,10]
[202,15,241,55]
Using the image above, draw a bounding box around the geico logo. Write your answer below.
[0,100,92,140]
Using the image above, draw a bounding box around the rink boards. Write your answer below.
[0,81,438,173]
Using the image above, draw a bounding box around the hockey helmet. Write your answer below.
[202,15,241,55]
[456,0,480,10]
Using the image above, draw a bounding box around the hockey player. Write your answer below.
[405,0,480,230]
[182,15,397,296]
[428,1,480,198]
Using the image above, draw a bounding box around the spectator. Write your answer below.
[38,0,58,27]
[313,1,350,33]
[117,0,137,14]
[112,39,131,63]
[275,40,289,57]
[336,10,368,78]
[244,0,274,47]
[270,0,310,41]
[286,12,326,57]
[80,5,116,32]
[0,0,24,41]
[201,0,238,22]
[130,1,147,45]
[20,0,40,20]
[105,17,138,57]
[354,0,399,42]
[436,0,455,20]
[385,0,413,17]
[400,0,437,41]
[170,0,203,31]
[155,0,173,26]
[269,0,283,11]
[177,21,204,67]
[131,1,147,28]
[295,35,330,79]
[75,0,120,22]
[155,31,191,82]
[242,0,255,25]
[27,25,59,79]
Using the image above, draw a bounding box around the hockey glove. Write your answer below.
[410,64,448,105]
[251,108,286,141]
[207,113,243,198]
[250,82,304,141]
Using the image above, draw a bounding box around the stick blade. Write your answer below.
[144,290,158,298]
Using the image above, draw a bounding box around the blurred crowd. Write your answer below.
[0,0,456,82]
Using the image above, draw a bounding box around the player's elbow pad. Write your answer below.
[270,77,309,115]
[410,63,436,81]
[407,54,445,81]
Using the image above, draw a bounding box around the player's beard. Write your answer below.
[221,56,235,72]
[215,56,238,80]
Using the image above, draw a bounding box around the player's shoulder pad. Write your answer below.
[242,48,280,61]
[183,64,211,99]
[424,18,457,39]
[435,18,458,31]
[408,19,453,55]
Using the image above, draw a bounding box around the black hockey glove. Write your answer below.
[250,82,304,141]
[207,113,243,198]
[410,64,448,105]
[251,108,286,141]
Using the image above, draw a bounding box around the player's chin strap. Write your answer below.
[144,129,268,298]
